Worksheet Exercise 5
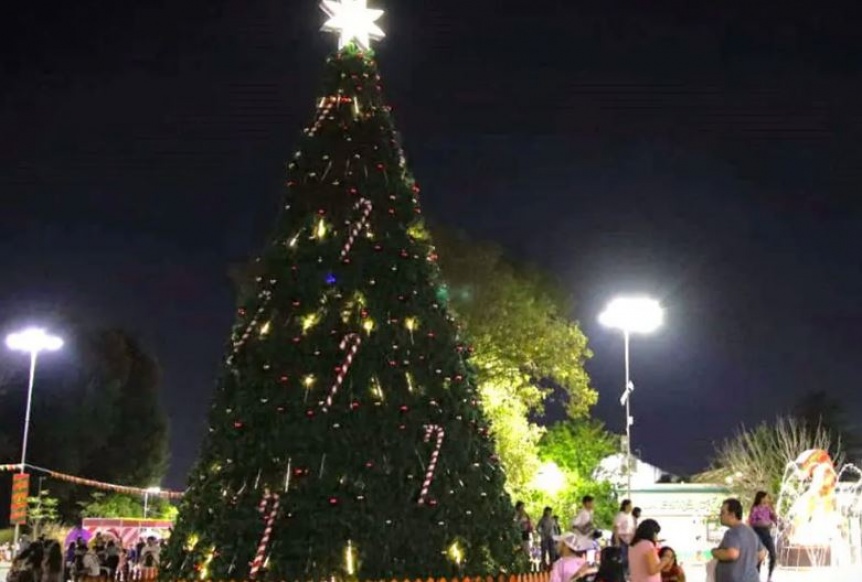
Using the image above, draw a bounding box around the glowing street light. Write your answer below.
[5,327,63,545]
[532,461,566,496]
[599,297,663,499]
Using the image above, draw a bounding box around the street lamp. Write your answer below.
[599,297,663,499]
[5,327,63,545]
[143,486,162,518]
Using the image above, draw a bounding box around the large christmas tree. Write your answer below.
[162,2,520,579]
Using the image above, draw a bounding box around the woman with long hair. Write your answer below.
[514,501,533,558]
[749,490,777,581]
[658,546,686,582]
[42,541,64,582]
[628,519,674,582]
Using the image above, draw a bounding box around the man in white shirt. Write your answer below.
[570,495,596,549]
[612,499,635,571]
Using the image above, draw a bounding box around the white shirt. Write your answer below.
[613,511,635,543]
[571,507,594,546]
[83,553,101,576]
[572,507,593,530]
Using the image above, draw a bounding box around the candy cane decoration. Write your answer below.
[321,333,363,411]
[305,96,338,137]
[417,424,445,506]
[227,290,272,366]
[249,490,280,578]
[340,198,373,260]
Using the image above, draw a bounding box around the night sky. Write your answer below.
[2,1,860,489]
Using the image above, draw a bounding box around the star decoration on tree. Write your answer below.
[321,0,385,50]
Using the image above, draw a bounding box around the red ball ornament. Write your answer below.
[328,497,339,506]
[306,409,315,418]
[365,461,375,468]
[279,375,289,383]
[233,421,243,429]
[350,401,360,410]
[399,405,409,413]
[428,498,438,507]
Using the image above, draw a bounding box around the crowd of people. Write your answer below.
[515,490,778,582]
[6,533,164,582]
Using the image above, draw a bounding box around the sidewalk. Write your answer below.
[683,564,861,582]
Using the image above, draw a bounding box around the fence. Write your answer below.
[136,572,551,582]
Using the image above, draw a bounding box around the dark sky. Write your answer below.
[2,1,861,488]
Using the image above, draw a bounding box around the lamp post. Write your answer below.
[599,297,663,499]
[143,486,162,519]
[5,327,63,545]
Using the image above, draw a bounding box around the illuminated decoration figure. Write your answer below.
[160,2,518,580]
[777,449,862,571]
[784,450,839,544]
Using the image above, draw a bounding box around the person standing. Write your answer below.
[571,495,596,549]
[711,498,766,582]
[628,519,674,582]
[514,501,533,558]
[42,542,64,582]
[749,491,777,581]
[537,507,558,569]
[613,499,636,569]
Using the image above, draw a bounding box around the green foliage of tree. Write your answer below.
[540,421,617,479]
[433,230,595,501]
[79,492,177,520]
[0,322,169,522]
[28,489,60,538]
[529,421,618,527]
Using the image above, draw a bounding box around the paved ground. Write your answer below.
[3,562,859,581]
[682,564,862,582]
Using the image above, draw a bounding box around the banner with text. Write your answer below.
[10,473,29,525]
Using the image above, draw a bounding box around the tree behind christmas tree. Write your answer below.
[162,4,520,580]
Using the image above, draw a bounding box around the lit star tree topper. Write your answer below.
[321,0,385,50]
